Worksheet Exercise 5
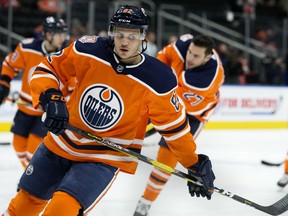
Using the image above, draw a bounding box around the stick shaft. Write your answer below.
[5,97,31,106]
[67,124,202,185]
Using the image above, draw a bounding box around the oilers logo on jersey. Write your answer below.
[79,84,124,131]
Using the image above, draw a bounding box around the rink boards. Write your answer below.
[1,81,288,132]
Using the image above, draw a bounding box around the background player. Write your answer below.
[2,5,215,216]
[0,16,69,172]
[134,34,224,216]
[277,153,288,187]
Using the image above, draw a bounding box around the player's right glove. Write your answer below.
[39,88,69,135]
[0,75,11,105]
[187,154,215,200]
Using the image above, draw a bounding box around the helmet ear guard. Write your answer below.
[108,5,149,40]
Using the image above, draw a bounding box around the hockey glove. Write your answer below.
[0,75,11,105]
[187,154,215,200]
[39,88,69,135]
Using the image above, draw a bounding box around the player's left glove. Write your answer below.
[39,88,69,135]
[0,75,11,105]
[187,154,215,200]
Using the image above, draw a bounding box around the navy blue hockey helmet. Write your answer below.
[42,16,68,34]
[108,5,149,40]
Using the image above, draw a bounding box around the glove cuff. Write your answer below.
[188,154,211,175]
[39,88,65,111]
[0,75,11,88]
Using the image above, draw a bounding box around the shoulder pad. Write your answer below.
[135,56,177,94]
[79,35,99,43]
[21,38,43,52]
[179,34,193,42]
[184,58,218,88]
[75,37,110,57]
[21,38,34,44]
[174,37,192,60]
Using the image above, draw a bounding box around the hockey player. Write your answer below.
[134,34,224,216]
[2,5,215,216]
[277,154,288,187]
[0,16,70,171]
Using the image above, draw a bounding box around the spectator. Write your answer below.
[262,55,286,85]
[98,30,108,38]
[217,43,230,75]
[37,0,64,13]
[168,35,177,44]
[0,0,20,8]
[225,49,244,84]
[33,25,43,40]
[144,31,158,57]
[70,18,87,42]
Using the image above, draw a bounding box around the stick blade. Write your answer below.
[0,142,10,145]
[261,193,288,215]
[261,160,283,167]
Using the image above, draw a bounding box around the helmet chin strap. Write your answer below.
[141,39,147,53]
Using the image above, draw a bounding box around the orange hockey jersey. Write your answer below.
[1,38,75,116]
[157,34,224,122]
[30,36,199,174]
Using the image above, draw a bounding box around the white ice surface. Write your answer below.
[1,129,288,216]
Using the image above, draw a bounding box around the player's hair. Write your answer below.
[108,5,149,40]
[42,16,68,35]
[192,35,214,56]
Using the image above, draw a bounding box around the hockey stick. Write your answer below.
[261,160,284,167]
[67,124,288,215]
[5,97,32,106]
[67,124,202,186]
[145,122,157,138]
